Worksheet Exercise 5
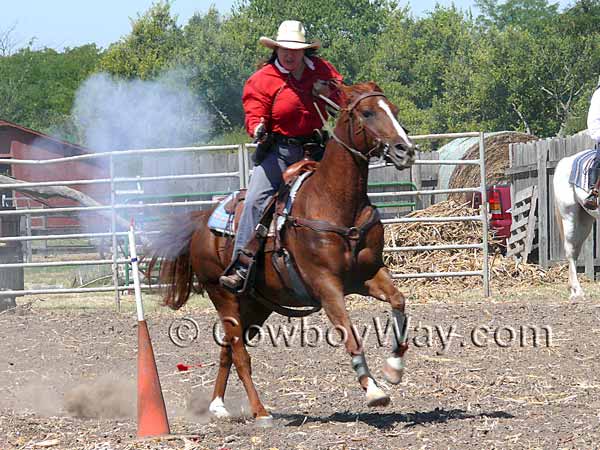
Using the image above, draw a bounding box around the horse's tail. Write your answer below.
[554,201,565,242]
[146,212,204,310]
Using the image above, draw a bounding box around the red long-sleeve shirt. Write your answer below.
[242,56,343,138]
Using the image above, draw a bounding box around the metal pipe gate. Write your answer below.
[0,133,490,307]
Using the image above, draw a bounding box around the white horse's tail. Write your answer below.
[554,200,564,241]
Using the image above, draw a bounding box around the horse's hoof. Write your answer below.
[570,293,585,302]
[255,415,274,427]
[365,378,390,407]
[367,390,391,407]
[383,357,405,385]
[209,397,231,419]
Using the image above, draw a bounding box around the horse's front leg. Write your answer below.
[315,276,390,407]
[358,267,408,385]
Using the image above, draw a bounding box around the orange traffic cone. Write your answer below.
[137,319,170,438]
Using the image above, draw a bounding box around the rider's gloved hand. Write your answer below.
[312,79,331,97]
[253,119,267,142]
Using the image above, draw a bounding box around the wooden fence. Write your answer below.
[0,210,23,310]
[508,133,596,275]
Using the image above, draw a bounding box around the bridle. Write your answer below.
[315,91,392,163]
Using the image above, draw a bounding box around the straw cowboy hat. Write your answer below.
[259,20,321,50]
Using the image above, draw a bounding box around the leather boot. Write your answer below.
[219,210,272,294]
[219,264,248,293]
[584,191,599,210]
[584,168,600,210]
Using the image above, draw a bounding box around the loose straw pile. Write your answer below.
[384,200,567,299]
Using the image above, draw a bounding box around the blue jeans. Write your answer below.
[232,141,304,258]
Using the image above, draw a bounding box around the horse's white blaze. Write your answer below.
[209,396,231,418]
[386,356,404,371]
[377,99,411,147]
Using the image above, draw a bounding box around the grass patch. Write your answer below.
[207,127,249,145]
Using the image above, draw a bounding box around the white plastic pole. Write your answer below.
[128,225,145,322]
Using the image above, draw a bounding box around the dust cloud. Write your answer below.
[64,374,135,419]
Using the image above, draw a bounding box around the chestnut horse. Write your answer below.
[149,81,415,425]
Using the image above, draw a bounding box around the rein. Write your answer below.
[314,91,388,162]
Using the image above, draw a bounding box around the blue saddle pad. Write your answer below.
[207,191,238,236]
[569,149,598,191]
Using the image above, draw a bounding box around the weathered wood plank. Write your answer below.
[537,141,549,268]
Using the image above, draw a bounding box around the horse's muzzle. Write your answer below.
[384,141,416,170]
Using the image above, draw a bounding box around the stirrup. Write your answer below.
[220,249,256,295]
[219,267,248,293]
[584,191,599,210]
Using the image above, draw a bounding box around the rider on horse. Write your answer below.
[219,20,343,293]
[583,79,600,209]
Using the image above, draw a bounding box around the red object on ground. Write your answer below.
[137,320,171,438]
[176,363,190,372]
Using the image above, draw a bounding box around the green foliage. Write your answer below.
[175,7,257,135]
[174,0,399,135]
[208,127,250,145]
[475,0,560,31]
[0,44,101,138]
[366,6,479,134]
[2,0,600,143]
[99,1,184,79]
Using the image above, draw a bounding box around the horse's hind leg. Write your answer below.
[209,345,233,418]
[558,205,594,301]
[358,267,408,385]
[207,285,272,423]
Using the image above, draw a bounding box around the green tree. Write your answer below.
[0,44,102,139]
[175,7,258,134]
[99,1,183,79]
[177,0,398,134]
[232,0,397,83]
[475,0,560,31]
[366,6,477,135]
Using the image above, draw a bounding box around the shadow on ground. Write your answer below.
[276,408,514,430]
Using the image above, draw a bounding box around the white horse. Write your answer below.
[553,149,599,301]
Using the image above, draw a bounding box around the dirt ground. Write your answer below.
[2,283,600,450]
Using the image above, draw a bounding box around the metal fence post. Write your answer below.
[479,132,490,297]
[243,144,251,188]
[109,154,121,311]
[238,144,246,189]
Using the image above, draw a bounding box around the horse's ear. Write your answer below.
[366,81,383,92]
[338,83,353,107]
[329,78,343,90]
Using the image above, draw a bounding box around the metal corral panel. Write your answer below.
[437,131,509,193]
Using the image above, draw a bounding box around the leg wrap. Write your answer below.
[391,309,408,354]
[351,354,371,380]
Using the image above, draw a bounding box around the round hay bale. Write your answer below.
[445,131,537,202]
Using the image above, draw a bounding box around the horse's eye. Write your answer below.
[361,110,374,118]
